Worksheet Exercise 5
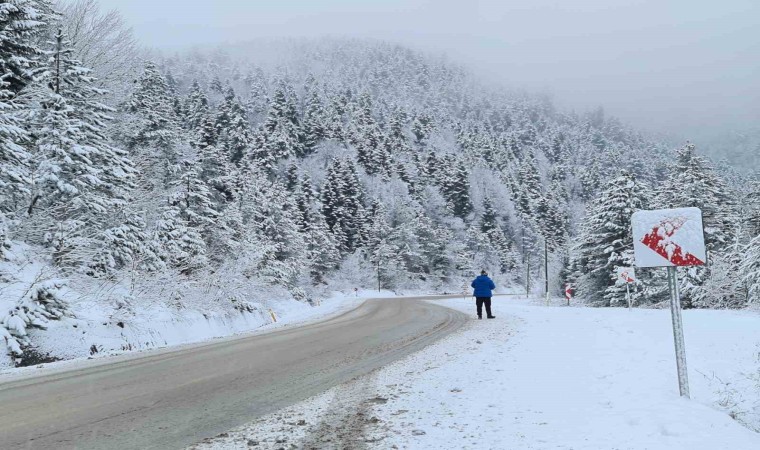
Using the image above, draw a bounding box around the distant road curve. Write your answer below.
[0,296,467,449]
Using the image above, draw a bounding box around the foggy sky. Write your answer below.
[97,0,760,142]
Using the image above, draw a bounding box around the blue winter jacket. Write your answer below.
[471,275,496,298]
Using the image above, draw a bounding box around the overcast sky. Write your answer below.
[98,0,759,141]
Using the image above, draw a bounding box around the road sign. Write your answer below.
[631,207,706,268]
[630,207,703,398]
[616,267,635,284]
[616,267,636,309]
[564,285,572,305]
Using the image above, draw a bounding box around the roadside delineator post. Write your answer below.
[632,207,707,399]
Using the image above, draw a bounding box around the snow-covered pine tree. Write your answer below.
[306,210,340,283]
[655,142,738,306]
[479,198,518,274]
[745,177,760,237]
[360,199,389,252]
[740,234,760,304]
[262,80,302,160]
[0,0,50,214]
[301,86,325,155]
[574,170,646,306]
[656,142,736,253]
[238,173,307,286]
[27,29,135,226]
[195,113,217,148]
[535,193,567,251]
[122,61,180,150]
[209,75,223,93]
[480,197,499,234]
[88,213,165,275]
[351,92,390,176]
[224,112,252,166]
[441,161,472,219]
[215,85,250,163]
[0,0,48,95]
[300,173,315,201]
[183,80,209,130]
[169,159,219,232]
[463,223,502,277]
[321,158,365,253]
[410,212,454,278]
[195,115,236,207]
[694,231,748,308]
[323,92,346,141]
[215,85,237,130]
[154,206,208,274]
[515,151,543,219]
[245,67,268,121]
[411,112,433,145]
[285,163,299,191]
[247,131,276,175]
[385,104,410,155]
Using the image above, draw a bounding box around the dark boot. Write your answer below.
[484,298,494,319]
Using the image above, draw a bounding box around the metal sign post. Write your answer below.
[632,207,706,399]
[667,266,690,397]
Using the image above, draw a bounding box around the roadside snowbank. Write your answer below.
[2,239,471,370]
[191,296,760,449]
[0,287,389,373]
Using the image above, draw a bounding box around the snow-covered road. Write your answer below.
[193,296,760,449]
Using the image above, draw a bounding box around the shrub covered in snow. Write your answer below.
[1,246,71,361]
[1,279,69,357]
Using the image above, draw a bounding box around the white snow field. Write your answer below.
[191,296,760,450]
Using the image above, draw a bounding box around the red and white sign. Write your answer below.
[564,285,573,301]
[617,267,635,283]
[631,208,706,268]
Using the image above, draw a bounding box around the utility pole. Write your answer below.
[544,239,549,305]
[526,252,530,297]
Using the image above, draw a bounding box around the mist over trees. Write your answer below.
[2,0,759,358]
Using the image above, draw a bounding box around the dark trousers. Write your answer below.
[476,297,492,318]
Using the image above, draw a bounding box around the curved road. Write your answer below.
[0,297,467,449]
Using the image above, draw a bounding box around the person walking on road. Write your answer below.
[471,270,496,319]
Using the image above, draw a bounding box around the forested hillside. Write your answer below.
[2,0,759,364]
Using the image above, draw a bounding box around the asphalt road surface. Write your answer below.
[0,296,467,449]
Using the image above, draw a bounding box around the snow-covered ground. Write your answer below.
[191,296,760,450]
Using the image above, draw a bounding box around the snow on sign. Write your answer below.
[631,207,706,268]
[616,267,635,283]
